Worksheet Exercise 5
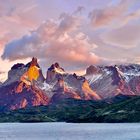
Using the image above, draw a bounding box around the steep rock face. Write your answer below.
[26,57,45,83]
[46,62,65,83]
[50,76,81,103]
[86,65,100,75]
[0,82,49,110]
[3,63,27,86]
[87,68,117,98]
[86,64,140,98]
[3,57,45,86]
[0,58,49,110]
[0,82,2,87]
[82,80,101,100]
[53,78,65,92]
[45,63,101,102]
[128,76,140,94]
[65,74,101,100]
[50,72,101,103]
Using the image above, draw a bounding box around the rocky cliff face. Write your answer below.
[0,81,49,110]
[1,58,140,111]
[0,58,49,110]
[46,62,101,103]
[86,65,100,75]
[0,58,101,110]
[86,64,140,98]
[46,62,65,83]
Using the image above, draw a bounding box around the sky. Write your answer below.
[0,0,140,81]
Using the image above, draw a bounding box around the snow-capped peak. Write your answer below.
[54,67,65,74]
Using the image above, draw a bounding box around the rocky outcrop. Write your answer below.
[0,82,2,86]
[3,57,45,87]
[0,81,49,110]
[82,80,101,100]
[50,77,82,103]
[87,64,140,98]
[86,65,100,75]
[46,62,65,83]
[3,63,27,86]
[0,58,48,110]
[50,72,101,103]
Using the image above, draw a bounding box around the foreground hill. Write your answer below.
[93,96,140,123]
[0,99,107,122]
[1,96,140,123]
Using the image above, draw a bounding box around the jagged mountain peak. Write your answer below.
[11,63,25,70]
[86,65,100,75]
[0,57,49,110]
[11,57,39,71]
[86,64,140,98]
[26,57,40,68]
[1,57,140,111]
[48,62,65,74]
[46,62,65,83]
[104,65,124,86]
[3,57,44,87]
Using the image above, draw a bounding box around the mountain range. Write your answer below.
[0,57,140,122]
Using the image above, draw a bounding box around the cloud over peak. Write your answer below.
[2,11,100,70]
[1,0,140,75]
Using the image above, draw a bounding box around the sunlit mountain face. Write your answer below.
[0,0,140,82]
[0,57,140,111]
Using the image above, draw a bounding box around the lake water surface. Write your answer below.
[0,123,140,140]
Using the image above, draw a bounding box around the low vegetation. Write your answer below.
[0,97,140,123]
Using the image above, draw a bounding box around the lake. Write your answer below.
[0,123,140,140]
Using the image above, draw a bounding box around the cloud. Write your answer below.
[73,6,85,15]
[0,0,16,17]
[1,0,140,74]
[88,0,139,28]
[121,9,140,26]
[100,24,140,49]
[45,32,100,66]
[0,71,5,75]
[2,12,101,70]
[58,12,81,33]
[99,57,128,65]
[132,57,140,64]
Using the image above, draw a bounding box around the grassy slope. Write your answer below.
[95,96,140,122]
[0,99,107,122]
[1,97,140,123]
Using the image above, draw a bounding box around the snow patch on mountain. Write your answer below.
[54,67,65,74]
[86,74,102,85]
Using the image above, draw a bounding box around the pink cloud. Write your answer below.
[101,24,140,49]
[1,12,101,70]
[88,0,133,28]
